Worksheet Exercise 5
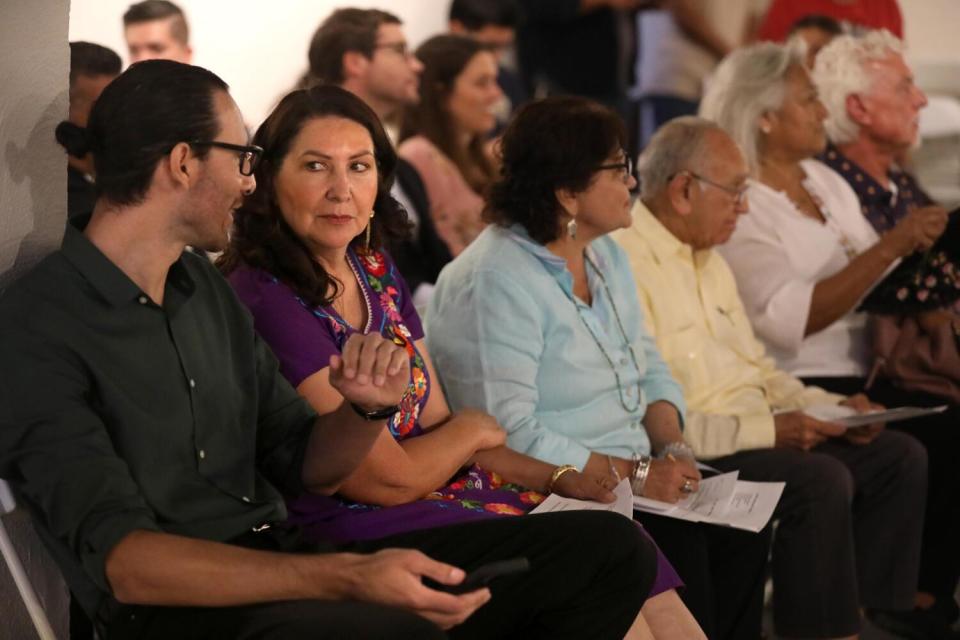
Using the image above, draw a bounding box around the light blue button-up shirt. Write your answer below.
[426,225,686,470]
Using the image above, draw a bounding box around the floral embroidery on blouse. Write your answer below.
[283,250,546,521]
[293,247,428,439]
[422,465,543,514]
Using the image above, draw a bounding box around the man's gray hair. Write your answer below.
[699,42,802,174]
[811,29,904,145]
[638,116,724,200]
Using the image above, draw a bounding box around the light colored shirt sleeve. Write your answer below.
[439,267,594,469]
[763,368,846,411]
[624,212,844,459]
[625,283,686,419]
[684,411,775,459]
[726,271,846,412]
[635,283,772,457]
[720,221,814,357]
[638,321,687,417]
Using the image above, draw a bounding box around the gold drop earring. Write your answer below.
[365,211,375,250]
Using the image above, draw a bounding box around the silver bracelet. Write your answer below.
[630,453,652,496]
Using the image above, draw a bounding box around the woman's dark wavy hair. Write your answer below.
[217,85,410,308]
[55,59,226,206]
[399,34,497,194]
[485,96,626,244]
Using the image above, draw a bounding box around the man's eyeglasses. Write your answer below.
[597,155,635,184]
[374,41,411,57]
[189,140,263,177]
[683,171,748,206]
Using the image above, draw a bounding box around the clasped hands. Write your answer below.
[328,333,410,411]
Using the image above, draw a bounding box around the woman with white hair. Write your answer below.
[699,42,941,372]
[701,42,960,638]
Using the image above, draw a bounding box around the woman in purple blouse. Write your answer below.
[219,85,699,638]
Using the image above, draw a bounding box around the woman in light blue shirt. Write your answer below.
[427,96,770,639]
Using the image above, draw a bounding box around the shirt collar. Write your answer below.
[61,217,196,309]
[505,223,607,268]
[821,144,896,207]
[503,224,606,297]
[629,199,696,266]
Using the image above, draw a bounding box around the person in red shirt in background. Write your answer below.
[758,0,902,42]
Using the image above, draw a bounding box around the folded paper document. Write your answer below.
[802,403,947,429]
[530,478,634,519]
[633,471,784,532]
[531,474,783,533]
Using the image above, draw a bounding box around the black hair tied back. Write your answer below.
[55,121,96,158]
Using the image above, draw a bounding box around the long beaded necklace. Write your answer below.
[563,252,644,413]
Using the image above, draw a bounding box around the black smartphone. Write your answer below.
[425,557,530,594]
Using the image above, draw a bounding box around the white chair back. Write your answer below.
[0,478,15,515]
[0,478,58,640]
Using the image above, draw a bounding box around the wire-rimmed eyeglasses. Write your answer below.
[682,171,748,206]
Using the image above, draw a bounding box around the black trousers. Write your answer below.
[104,511,656,640]
[634,511,771,640]
[711,430,927,638]
[805,376,960,603]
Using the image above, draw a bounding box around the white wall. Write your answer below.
[2,0,69,287]
[0,0,71,636]
[70,0,452,130]
[902,0,960,64]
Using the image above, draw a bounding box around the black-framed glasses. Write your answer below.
[374,41,411,57]
[597,155,635,184]
[685,171,748,206]
[189,140,264,176]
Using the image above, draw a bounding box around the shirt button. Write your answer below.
[626,388,635,397]
[138,295,148,305]
[189,378,196,389]
[619,357,628,366]
[198,449,206,460]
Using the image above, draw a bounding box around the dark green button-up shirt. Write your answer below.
[0,224,317,618]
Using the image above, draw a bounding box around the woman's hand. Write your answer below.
[641,457,701,503]
[329,333,409,411]
[885,204,948,256]
[551,471,617,503]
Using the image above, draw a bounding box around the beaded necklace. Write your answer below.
[563,251,644,413]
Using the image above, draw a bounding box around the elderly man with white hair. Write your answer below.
[616,115,927,640]
[813,30,960,635]
[813,30,945,234]
[702,39,960,639]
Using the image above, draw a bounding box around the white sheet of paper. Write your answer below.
[529,479,634,519]
[802,403,948,429]
[704,480,785,533]
[634,472,738,516]
[677,471,738,517]
[633,475,783,532]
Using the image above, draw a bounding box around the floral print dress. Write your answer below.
[228,248,545,544]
